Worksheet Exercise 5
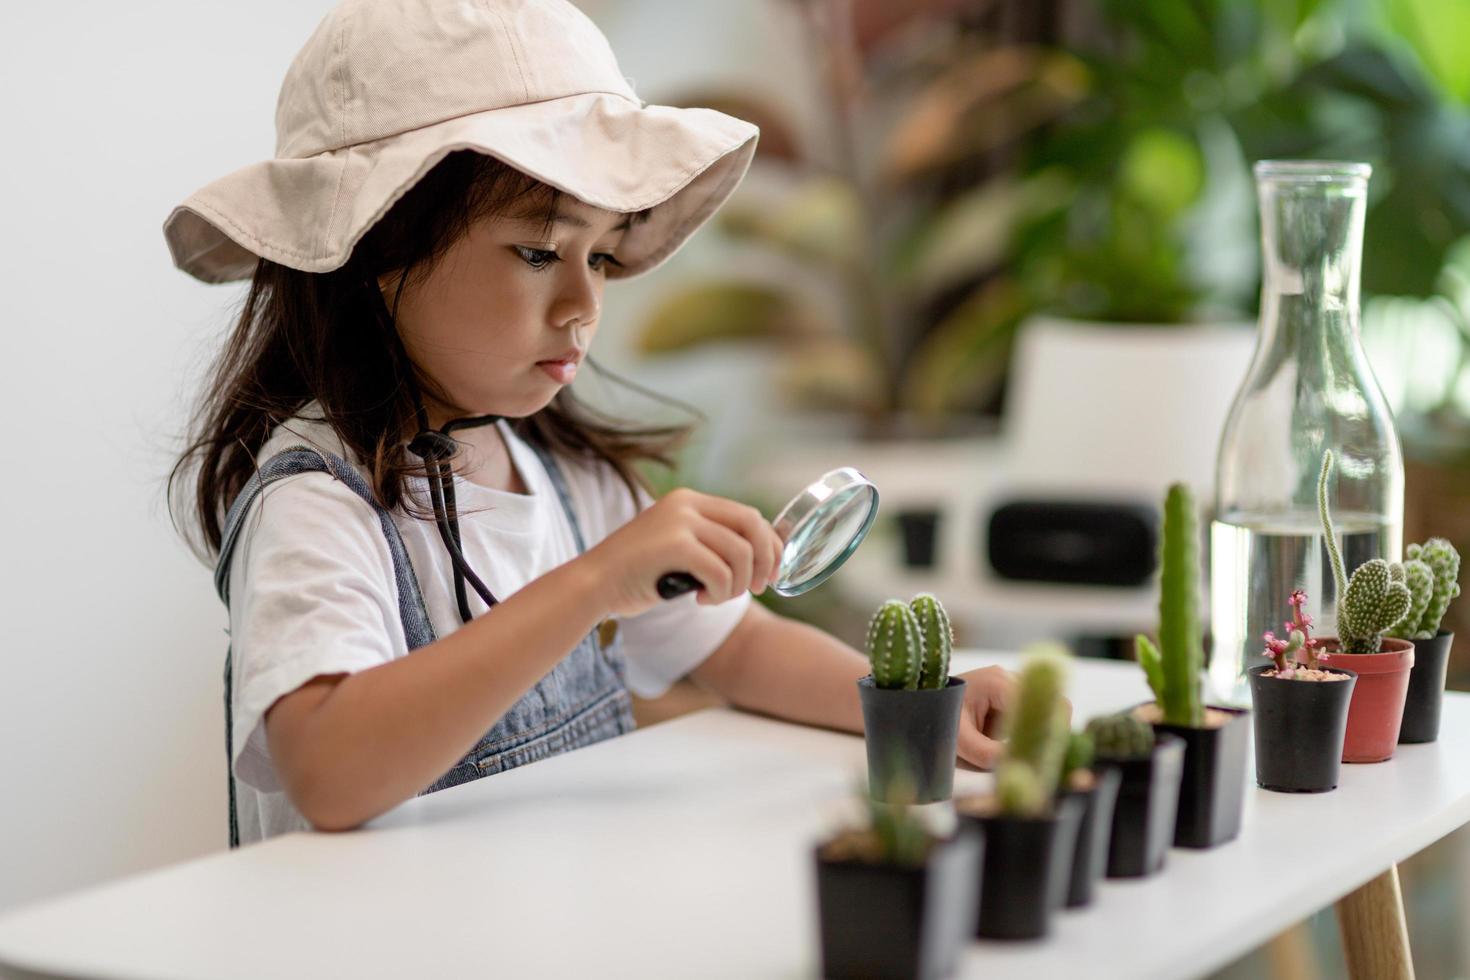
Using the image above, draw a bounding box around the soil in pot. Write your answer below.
[815,825,982,980]
[1248,664,1357,792]
[1319,638,1414,763]
[1399,631,1454,744]
[858,676,967,803]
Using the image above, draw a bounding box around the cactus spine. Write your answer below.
[865,599,923,689]
[995,646,1071,816]
[1391,539,1462,640]
[909,593,953,690]
[1136,482,1205,726]
[1086,712,1156,760]
[1318,451,1412,653]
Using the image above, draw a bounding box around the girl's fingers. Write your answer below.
[957,720,1004,770]
[691,518,756,600]
[690,494,779,590]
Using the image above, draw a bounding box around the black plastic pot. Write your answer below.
[1400,631,1455,744]
[1151,705,1251,848]
[1248,664,1358,792]
[896,509,941,569]
[965,794,1084,941]
[858,676,967,803]
[1058,766,1122,908]
[1096,733,1185,879]
[815,826,982,980]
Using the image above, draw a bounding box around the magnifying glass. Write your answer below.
[656,468,881,600]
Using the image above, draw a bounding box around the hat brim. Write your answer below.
[163,92,758,284]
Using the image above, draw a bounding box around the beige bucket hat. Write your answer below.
[163,0,760,284]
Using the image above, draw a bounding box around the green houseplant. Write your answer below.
[1248,588,1358,793]
[954,646,1082,941]
[814,774,981,980]
[1085,711,1185,879]
[858,594,966,803]
[1132,482,1250,847]
[1390,537,1462,743]
[1315,450,1417,762]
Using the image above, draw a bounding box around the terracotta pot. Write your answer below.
[1319,638,1415,763]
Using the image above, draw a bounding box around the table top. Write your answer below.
[3,651,1468,980]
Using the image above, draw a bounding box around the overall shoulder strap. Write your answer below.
[523,438,589,554]
[214,445,437,649]
[214,445,435,849]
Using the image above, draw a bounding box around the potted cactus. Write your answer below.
[1086,712,1185,878]
[859,593,967,803]
[1315,451,1416,763]
[954,647,1083,941]
[814,777,982,980]
[1055,729,1122,909]
[1132,482,1250,848]
[1390,537,1461,743]
[1247,589,1359,792]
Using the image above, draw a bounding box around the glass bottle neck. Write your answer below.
[1257,176,1367,353]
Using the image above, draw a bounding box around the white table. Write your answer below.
[1,652,1465,980]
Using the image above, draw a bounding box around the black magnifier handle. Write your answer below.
[657,572,703,599]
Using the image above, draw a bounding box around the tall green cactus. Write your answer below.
[1086,712,1156,760]
[1318,451,1413,654]
[1136,482,1205,727]
[1391,539,1462,640]
[909,593,953,690]
[995,646,1071,817]
[865,599,923,690]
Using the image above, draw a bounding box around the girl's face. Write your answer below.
[381,194,632,425]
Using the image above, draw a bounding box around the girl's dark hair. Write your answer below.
[168,149,698,563]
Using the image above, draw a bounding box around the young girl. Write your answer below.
[165,0,1014,847]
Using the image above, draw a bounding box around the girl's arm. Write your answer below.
[687,602,1015,768]
[266,485,783,833]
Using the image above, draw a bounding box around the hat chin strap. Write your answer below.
[365,275,502,626]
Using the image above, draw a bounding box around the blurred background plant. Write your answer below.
[631,0,1470,459]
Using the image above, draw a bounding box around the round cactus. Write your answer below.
[1402,538,1462,639]
[1319,451,1413,653]
[1061,730,1095,783]
[1086,712,1156,760]
[865,599,923,690]
[909,593,953,690]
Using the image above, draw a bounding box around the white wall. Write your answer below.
[0,0,815,913]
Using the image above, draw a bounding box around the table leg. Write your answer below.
[1335,866,1415,980]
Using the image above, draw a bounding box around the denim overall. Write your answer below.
[213,440,636,847]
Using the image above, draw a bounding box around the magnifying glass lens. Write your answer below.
[771,472,879,596]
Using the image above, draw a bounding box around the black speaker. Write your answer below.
[986,499,1158,587]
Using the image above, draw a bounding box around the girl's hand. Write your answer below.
[952,665,1072,770]
[581,487,785,618]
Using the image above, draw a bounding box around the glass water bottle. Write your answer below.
[1209,161,1404,704]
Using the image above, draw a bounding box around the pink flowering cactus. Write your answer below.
[1262,589,1324,676]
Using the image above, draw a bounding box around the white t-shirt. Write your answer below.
[224,405,750,843]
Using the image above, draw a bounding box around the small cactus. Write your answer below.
[1136,482,1206,727]
[1060,731,1095,786]
[1391,539,1462,640]
[1086,712,1156,760]
[909,593,954,690]
[994,645,1071,816]
[1318,450,1412,654]
[865,599,923,690]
